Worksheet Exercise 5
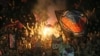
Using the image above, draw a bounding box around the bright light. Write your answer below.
[42,26,53,37]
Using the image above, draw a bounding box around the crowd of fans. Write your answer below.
[0,0,100,56]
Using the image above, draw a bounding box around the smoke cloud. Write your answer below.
[33,0,67,25]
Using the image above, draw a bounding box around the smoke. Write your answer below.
[33,0,67,25]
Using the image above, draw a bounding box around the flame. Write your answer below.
[36,21,61,39]
[24,20,67,49]
[25,21,66,40]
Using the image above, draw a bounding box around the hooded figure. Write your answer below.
[59,43,74,56]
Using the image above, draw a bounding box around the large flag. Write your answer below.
[55,10,87,37]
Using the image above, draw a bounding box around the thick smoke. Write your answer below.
[33,0,67,25]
